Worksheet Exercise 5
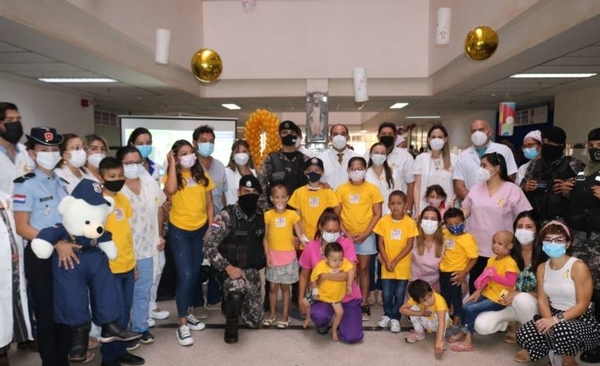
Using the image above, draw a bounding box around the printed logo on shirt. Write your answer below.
[349,194,360,204]
[275,217,286,227]
[497,198,506,208]
[308,196,319,207]
[211,221,220,229]
[391,229,402,240]
[114,208,125,221]
[444,239,455,250]
[12,194,26,204]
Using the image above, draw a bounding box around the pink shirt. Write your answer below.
[411,243,443,287]
[299,237,362,302]
[462,182,532,257]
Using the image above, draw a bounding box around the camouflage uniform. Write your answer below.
[570,231,600,291]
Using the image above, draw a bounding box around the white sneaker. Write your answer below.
[150,309,170,320]
[377,315,391,328]
[186,314,206,331]
[390,319,401,333]
[176,325,193,346]
[147,318,156,328]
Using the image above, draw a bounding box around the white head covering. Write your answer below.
[395,135,405,146]
[524,130,542,143]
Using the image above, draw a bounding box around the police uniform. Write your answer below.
[203,175,265,343]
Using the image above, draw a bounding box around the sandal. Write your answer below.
[504,330,516,344]
[514,349,531,363]
[450,343,474,352]
[262,315,276,327]
[276,319,290,329]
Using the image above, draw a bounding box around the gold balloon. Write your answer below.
[191,48,223,83]
[464,26,498,61]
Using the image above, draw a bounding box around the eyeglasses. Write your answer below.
[543,237,567,244]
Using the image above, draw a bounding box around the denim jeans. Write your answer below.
[462,295,505,334]
[439,271,464,320]
[131,257,153,332]
[168,222,207,318]
[100,270,134,362]
[381,279,408,320]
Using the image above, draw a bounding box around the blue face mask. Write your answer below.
[542,242,566,258]
[523,147,539,161]
[136,145,153,159]
[447,222,465,236]
[197,142,214,157]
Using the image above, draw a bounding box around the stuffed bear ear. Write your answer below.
[58,196,76,215]
[103,195,115,214]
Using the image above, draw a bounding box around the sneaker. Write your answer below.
[100,322,142,343]
[204,301,222,311]
[126,340,140,351]
[361,305,371,322]
[140,331,155,344]
[146,318,156,328]
[390,319,401,333]
[186,314,206,331]
[377,316,391,328]
[176,325,193,346]
[405,330,425,343]
[150,309,170,320]
[194,307,208,320]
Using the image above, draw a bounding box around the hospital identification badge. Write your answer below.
[391,229,402,240]
[275,217,286,227]
[349,194,360,204]
[308,197,319,207]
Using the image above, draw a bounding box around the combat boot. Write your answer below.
[69,323,91,363]
[224,291,244,344]
[100,322,141,343]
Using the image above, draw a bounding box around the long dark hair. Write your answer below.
[416,206,444,258]
[314,207,341,240]
[482,152,510,182]
[367,142,394,189]
[427,124,451,170]
[127,127,152,146]
[512,210,541,272]
[171,139,209,190]
[227,139,255,171]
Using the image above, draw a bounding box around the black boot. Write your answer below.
[224,291,244,344]
[68,323,91,363]
[100,322,142,343]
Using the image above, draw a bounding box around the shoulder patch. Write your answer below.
[13,172,35,183]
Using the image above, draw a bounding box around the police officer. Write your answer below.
[203,175,265,344]
[568,127,600,363]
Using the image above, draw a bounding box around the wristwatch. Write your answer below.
[556,313,566,322]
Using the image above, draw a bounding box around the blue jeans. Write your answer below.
[440,271,464,320]
[168,222,207,318]
[381,279,408,320]
[131,257,153,332]
[462,295,505,334]
[100,270,134,362]
[369,253,382,291]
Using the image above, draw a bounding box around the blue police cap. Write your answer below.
[71,179,111,206]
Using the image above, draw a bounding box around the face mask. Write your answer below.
[306,171,322,183]
[281,134,297,146]
[429,138,445,151]
[136,145,153,159]
[197,142,214,157]
[471,131,488,147]
[379,135,395,149]
[274,203,286,211]
[542,242,566,258]
[349,170,366,182]
[238,193,259,215]
[515,229,535,246]
[234,152,249,166]
[103,179,125,193]
[87,153,106,169]
[427,198,443,207]
[447,222,465,236]
[541,144,564,162]
[420,219,439,235]
[322,231,340,243]
[67,149,87,168]
[0,121,23,144]
[523,147,539,161]
[332,135,347,150]
[124,163,144,179]
[179,154,197,168]
[477,167,492,181]
[35,151,61,170]
[370,153,387,166]
[588,147,600,162]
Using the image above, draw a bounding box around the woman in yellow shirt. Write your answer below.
[165,140,215,347]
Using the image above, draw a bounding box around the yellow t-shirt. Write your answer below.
[336,181,383,236]
[439,229,479,272]
[288,185,339,242]
[106,193,135,274]
[373,214,419,280]
[311,258,353,303]
[168,171,215,231]
[264,209,300,251]
[482,255,520,304]
[407,291,448,313]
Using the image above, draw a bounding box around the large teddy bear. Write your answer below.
[31,179,140,362]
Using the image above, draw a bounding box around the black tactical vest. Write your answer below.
[567,172,600,232]
[218,205,266,270]
[526,157,577,220]
[268,151,307,197]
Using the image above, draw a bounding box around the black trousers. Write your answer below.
[468,256,489,295]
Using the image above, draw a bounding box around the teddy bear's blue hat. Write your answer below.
[71,179,112,206]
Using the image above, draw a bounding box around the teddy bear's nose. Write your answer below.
[96,226,103,234]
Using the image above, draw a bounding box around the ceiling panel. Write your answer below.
[0,52,56,63]
[0,41,25,52]
[0,62,83,72]
[12,70,103,78]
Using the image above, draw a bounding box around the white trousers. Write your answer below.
[474,292,538,335]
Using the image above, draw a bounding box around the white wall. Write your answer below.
[554,84,600,144]
[0,75,94,138]
[442,110,497,150]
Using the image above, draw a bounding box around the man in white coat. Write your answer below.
[317,124,359,191]
[0,103,34,194]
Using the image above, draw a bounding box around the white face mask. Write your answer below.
[179,154,197,168]
[477,167,491,181]
[349,170,366,182]
[429,138,445,151]
[471,131,488,147]
[370,153,387,166]
[331,135,347,150]
[124,163,144,179]
[515,229,536,246]
[87,153,106,169]
[36,151,61,170]
[67,149,87,168]
[322,231,340,243]
[420,219,439,235]
[234,152,249,166]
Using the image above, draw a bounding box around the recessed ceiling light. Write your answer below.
[405,115,441,119]
[38,78,117,83]
[222,103,241,110]
[389,102,409,109]
[360,130,367,133]
[510,73,597,78]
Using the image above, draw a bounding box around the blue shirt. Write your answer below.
[12,168,68,231]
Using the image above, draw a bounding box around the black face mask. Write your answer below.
[306,172,322,183]
[281,134,297,147]
[238,193,259,215]
[541,144,564,162]
[103,180,125,193]
[0,121,23,144]
[379,135,395,149]
[589,147,600,162]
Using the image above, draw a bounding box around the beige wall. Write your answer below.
[554,84,600,144]
[442,110,497,150]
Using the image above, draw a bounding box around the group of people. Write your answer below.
[1,99,600,365]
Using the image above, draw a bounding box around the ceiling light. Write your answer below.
[510,73,597,78]
[405,115,441,119]
[360,130,367,133]
[222,103,241,110]
[38,78,117,83]
[389,102,409,109]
